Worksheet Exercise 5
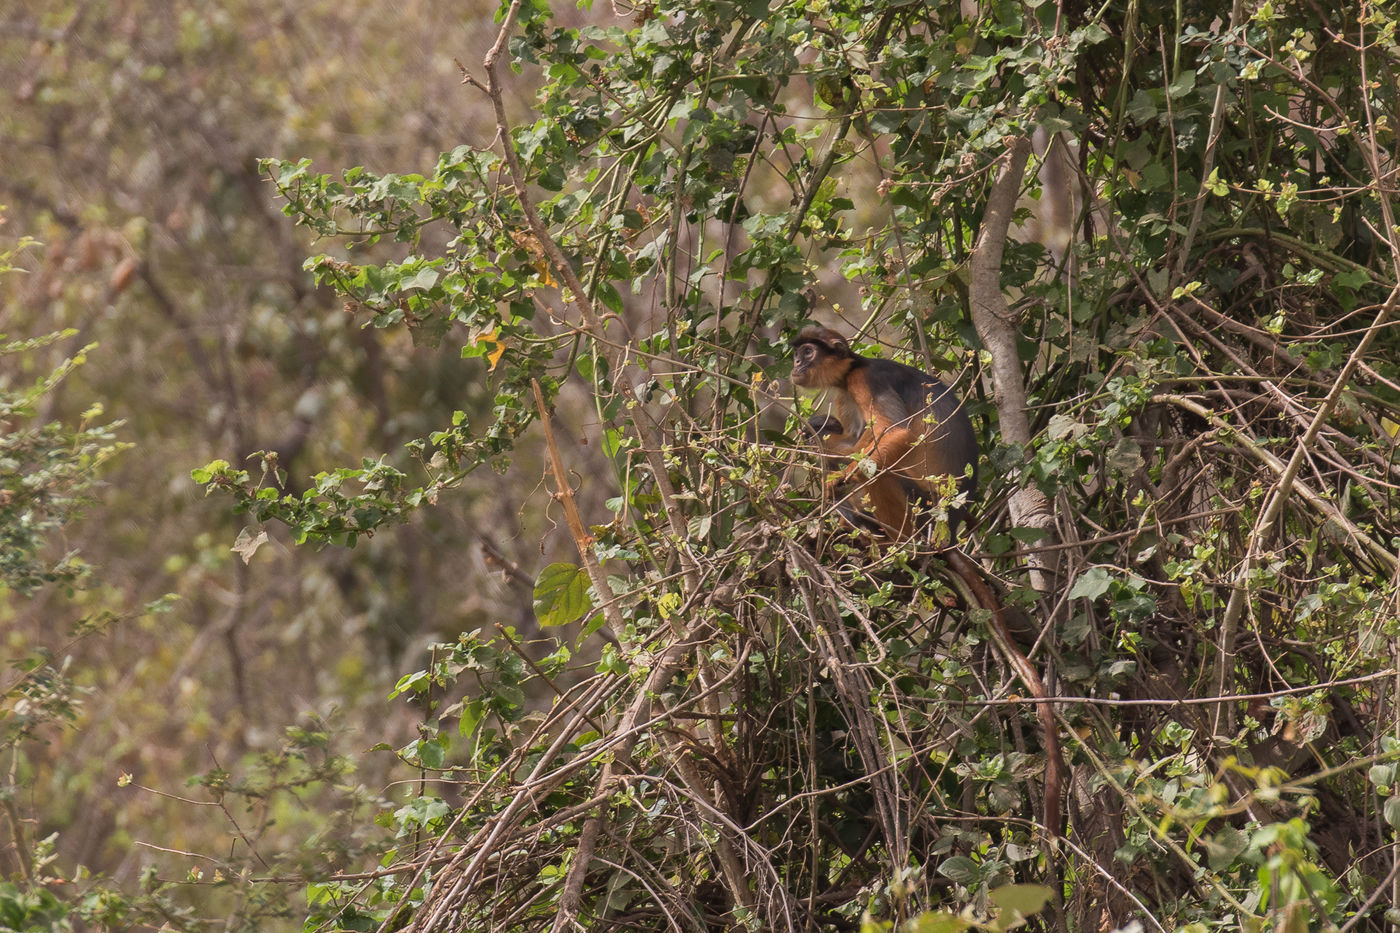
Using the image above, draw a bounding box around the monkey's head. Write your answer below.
[789,326,855,389]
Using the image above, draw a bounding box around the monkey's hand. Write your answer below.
[832,455,880,488]
[803,413,844,439]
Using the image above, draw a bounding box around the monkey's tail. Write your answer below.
[942,548,1065,841]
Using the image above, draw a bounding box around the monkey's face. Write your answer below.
[790,340,823,388]
[789,338,852,389]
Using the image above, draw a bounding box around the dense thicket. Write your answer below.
[7,0,1400,930]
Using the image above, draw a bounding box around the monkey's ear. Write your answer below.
[821,331,850,356]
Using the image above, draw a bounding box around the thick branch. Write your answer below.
[945,549,1065,841]
[969,137,1033,444]
[968,136,1058,584]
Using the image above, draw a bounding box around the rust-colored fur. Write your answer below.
[790,327,977,540]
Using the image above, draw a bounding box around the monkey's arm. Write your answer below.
[799,415,856,472]
[802,413,845,440]
[836,423,917,481]
[821,420,924,537]
[803,393,867,456]
[833,378,922,484]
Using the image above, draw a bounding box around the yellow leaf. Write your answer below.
[477,330,507,371]
[657,591,682,619]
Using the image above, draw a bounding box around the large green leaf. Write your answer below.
[533,562,593,627]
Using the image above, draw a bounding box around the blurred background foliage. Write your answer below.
[0,0,599,924]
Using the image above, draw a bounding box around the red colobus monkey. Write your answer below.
[790,327,978,540]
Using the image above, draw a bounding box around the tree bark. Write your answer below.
[968,136,1059,589]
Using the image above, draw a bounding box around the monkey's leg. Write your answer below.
[865,474,916,540]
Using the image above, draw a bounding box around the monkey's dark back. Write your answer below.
[858,357,978,498]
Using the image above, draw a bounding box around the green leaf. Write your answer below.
[1333,268,1370,290]
[1107,437,1144,473]
[1140,160,1169,190]
[539,163,566,190]
[401,266,440,291]
[903,912,970,933]
[937,854,979,884]
[533,562,594,627]
[390,670,431,699]
[1068,567,1113,600]
[1045,414,1087,440]
[418,737,446,770]
[989,883,1053,919]
[459,699,485,738]
[190,459,230,484]
[1386,795,1400,831]
[1166,70,1196,100]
